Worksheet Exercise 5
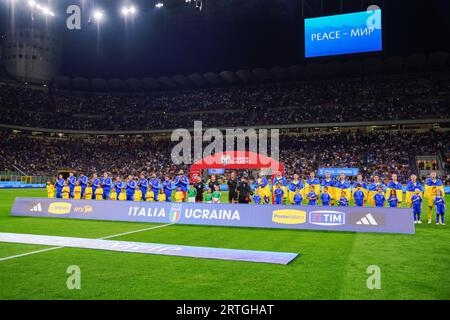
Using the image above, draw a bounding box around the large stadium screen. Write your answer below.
[304,9,382,58]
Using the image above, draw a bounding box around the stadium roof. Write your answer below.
[52,51,449,92]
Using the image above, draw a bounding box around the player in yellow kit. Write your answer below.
[46,181,55,198]
[134,186,143,202]
[145,189,155,202]
[61,182,70,199]
[118,187,127,201]
[95,186,103,200]
[109,188,117,200]
[73,181,82,200]
[175,186,184,202]
[84,182,93,200]
[157,189,166,202]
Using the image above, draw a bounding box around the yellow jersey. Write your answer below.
[157,193,166,202]
[95,188,103,200]
[175,191,184,202]
[73,186,82,200]
[145,191,154,202]
[84,187,93,200]
[134,190,143,201]
[62,186,70,199]
[119,192,127,201]
[46,184,55,198]
[110,191,117,200]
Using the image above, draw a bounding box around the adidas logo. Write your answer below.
[356,213,378,226]
[30,203,42,212]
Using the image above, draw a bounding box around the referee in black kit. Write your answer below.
[227,171,238,203]
[236,174,252,204]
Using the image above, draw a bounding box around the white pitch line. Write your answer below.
[0,223,173,262]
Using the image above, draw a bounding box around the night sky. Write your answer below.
[1,0,449,79]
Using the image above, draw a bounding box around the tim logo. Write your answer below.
[169,204,182,223]
[309,211,346,226]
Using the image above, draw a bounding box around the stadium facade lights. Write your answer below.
[28,0,55,16]
[93,10,104,21]
[155,2,164,8]
[121,5,137,16]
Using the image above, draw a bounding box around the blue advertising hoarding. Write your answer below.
[317,168,360,177]
[305,9,382,58]
[12,198,414,234]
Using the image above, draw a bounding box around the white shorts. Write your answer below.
[188,197,196,203]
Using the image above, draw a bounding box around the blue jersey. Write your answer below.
[92,178,100,189]
[353,190,365,206]
[273,177,287,187]
[127,180,136,193]
[388,196,398,207]
[406,180,423,192]
[55,178,65,192]
[293,193,303,205]
[101,177,112,191]
[79,176,88,188]
[149,178,160,191]
[374,193,385,207]
[253,194,261,204]
[67,176,76,189]
[138,178,149,189]
[339,197,349,206]
[411,194,422,212]
[320,193,331,206]
[274,188,284,204]
[288,180,304,192]
[163,179,173,192]
[352,180,367,190]
[174,175,189,192]
[434,196,445,214]
[307,192,318,205]
[321,178,335,189]
[114,181,122,194]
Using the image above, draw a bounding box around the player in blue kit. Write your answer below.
[78,173,88,198]
[126,175,136,201]
[338,191,349,207]
[174,170,189,201]
[293,187,303,205]
[101,172,112,200]
[353,184,365,207]
[55,174,65,199]
[114,176,122,197]
[252,188,262,204]
[374,186,386,207]
[387,189,398,208]
[138,173,149,201]
[320,186,331,206]
[163,175,174,202]
[412,188,423,224]
[91,173,100,199]
[273,182,284,205]
[149,173,160,201]
[434,190,446,225]
[67,172,77,198]
[306,186,318,205]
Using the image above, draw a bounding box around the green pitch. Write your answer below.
[0,189,449,300]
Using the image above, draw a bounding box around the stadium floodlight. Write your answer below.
[155,2,164,8]
[93,10,104,21]
[28,0,36,7]
[121,5,137,16]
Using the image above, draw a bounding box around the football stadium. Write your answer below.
[0,0,449,305]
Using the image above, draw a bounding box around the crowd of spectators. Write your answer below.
[0,71,449,130]
[1,130,448,185]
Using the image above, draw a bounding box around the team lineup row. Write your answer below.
[44,169,446,224]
